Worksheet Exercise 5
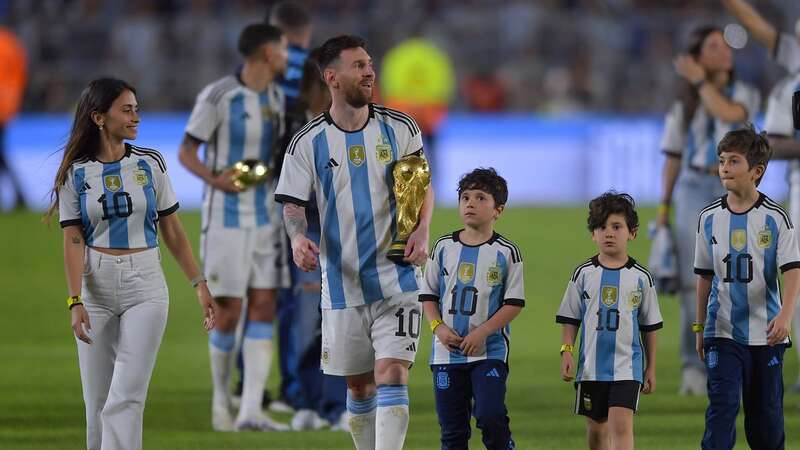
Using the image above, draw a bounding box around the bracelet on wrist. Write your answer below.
[430,319,444,333]
[190,275,207,288]
[657,204,670,216]
[691,322,705,333]
[560,343,574,355]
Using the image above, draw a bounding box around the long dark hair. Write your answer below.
[298,47,327,112]
[678,26,730,126]
[45,78,136,222]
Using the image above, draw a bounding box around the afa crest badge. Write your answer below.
[628,289,642,309]
[104,175,122,192]
[436,371,450,390]
[458,262,475,284]
[376,135,393,165]
[731,229,747,252]
[758,227,772,249]
[487,265,502,286]
[601,285,618,307]
[583,395,592,411]
[348,145,366,166]
[133,169,149,186]
[707,349,718,369]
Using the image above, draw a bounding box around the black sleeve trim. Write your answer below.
[780,261,800,273]
[639,322,664,332]
[274,194,309,207]
[59,219,82,228]
[694,267,714,276]
[556,315,581,326]
[185,132,206,144]
[662,150,682,158]
[157,202,180,217]
[503,298,525,307]
[408,148,424,157]
[772,32,781,60]
[419,294,439,303]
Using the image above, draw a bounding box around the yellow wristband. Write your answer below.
[560,344,574,355]
[430,319,444,333]
[67,295,83,310]
[692,322,705,333]
[657,204,670,216]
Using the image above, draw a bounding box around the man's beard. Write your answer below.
[343,82,372,108]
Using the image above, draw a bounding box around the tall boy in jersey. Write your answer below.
[557,192,662,450]
[723,0,800,393]
[694,127,800,450]
[275,35,435,450]
[420,168,523,450]
[178,24,289,431]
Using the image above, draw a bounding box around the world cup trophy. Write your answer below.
[230,159,270,190]
[387,155,431,264]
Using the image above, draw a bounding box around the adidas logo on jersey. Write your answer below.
[80,181,91,193]
[440,267,449,277]
[768,356,780,367]
[405,342,416,352]
[324,158,340,170]
[486,368,500,378]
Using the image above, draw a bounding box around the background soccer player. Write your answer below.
[178,24,289,431]
[49,77,215,450]
[656,25,760,396]
[275,35,434,450]
[558,192,662,450]
[420,167,524,450]
[694,127,799,450]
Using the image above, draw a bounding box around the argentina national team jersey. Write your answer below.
[278,44,308,106]
[556,257,663,382]
[419,231,525,365]
[661,80,760,171]
[58,144,179,248]
[186,73,285,230]
[694,193,800,345]
[275,104,425,309]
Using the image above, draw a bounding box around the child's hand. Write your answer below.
[560,352,574,382]
[460,328,488,356]
[695,333,705,361]
[434,324,463,352]
[767,311,792,346]
[642,367,656,394]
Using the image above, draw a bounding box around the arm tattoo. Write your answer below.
[71,236,82,245]
[283,203,308,240]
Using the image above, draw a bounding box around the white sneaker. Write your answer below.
[312,414,331,430]
[235,413,290,432]
[230,394,241,410]
[269,399,295,414]
[291,409,317,431]
[330,412,350,432]
[212,404,235,432]
[679,367,707,396]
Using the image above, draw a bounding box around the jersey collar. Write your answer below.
[91,142,132,163]
[452,229,499,247]
[591,254,636,270]
[720,192,764,215]
[323,103,375,133]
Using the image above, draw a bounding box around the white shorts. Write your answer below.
[321,292,421,376]
[201,224,289,298]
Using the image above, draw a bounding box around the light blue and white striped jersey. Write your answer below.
[661,80,760,171]
[764,33,800,137]
[186,73,285,230]
[556,256,663,383]
[694,193,800,346]
[275,104,425,310]
[59,144,179,249]
[419,231,525,365]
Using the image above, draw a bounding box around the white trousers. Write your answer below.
[76,247,169,450]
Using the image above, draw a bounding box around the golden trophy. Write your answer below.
[387,155,431,264]
[230,159,270,190]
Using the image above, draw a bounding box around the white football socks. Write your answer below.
[375,385,409,450]
[238,321,273,419]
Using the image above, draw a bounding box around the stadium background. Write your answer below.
[3,0,800,448]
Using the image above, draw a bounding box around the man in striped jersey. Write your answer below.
[275,35,435,450]
[557,192,662,450]
[178,24,289,432]
[694,127,800,450]
[724,0,800,392]
[420,168,523,450]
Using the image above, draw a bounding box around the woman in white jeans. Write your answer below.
[45,77,215,450]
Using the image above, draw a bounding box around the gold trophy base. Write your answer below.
[387,241,409,265]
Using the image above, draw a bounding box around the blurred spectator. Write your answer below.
[462,69,506,112]
[0,25,27,210]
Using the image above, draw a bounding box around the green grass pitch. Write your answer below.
[2,207,799,449]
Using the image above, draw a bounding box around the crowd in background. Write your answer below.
[3,0,800,113]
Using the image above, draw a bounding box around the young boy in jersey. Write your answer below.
[420,168,524,450]
[694,126,800,450]
[557,192,662,450]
